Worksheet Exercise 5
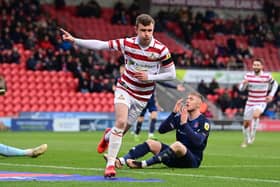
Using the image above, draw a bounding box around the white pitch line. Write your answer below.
[206,153,280,160]
[0,162,280,184]
[201,165,280,168]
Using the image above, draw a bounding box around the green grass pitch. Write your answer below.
[0,131,280,187]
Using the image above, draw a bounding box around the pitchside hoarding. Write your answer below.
[11,119,53,131]
[177,69,280,84]
[53,118,80,132]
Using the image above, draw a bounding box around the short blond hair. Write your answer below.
[189,92,204,102]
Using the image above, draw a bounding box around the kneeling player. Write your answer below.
[106,92,211,168]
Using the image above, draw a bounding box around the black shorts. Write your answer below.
[160,143,200,168]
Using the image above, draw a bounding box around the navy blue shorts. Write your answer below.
[160,143,200,168]
[140,95,157,117]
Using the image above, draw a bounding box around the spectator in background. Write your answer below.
[227,36,237,56]
[88,74,103,93]
[111,1,128,25]
[274,31,280,47]
[204,8,216,23]
[263,102,277,119]
[0,75,6,95]
[76,0,101,18]
[208,78,219,95]
[237,44,252,59]
[78,72,90,93]
[197,79,209,97]
[54,0,66,9]
[128,0,141,25]
[228,91,246,117]
[217,88,230,112]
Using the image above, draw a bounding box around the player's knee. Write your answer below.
[253,113,260,119]
[244,121,250,128]
[138,117,144,123]
[151,112,157,119]
[170,141,186,154]
[253,109,261,118]
[115,118,127,128]
[145,139,161,154]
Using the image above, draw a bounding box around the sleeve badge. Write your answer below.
[204,122,210,131]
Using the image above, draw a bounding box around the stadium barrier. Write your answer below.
[0,112,279,132]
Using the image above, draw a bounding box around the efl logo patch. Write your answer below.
[204,122,210,131]
[164,53,171,60]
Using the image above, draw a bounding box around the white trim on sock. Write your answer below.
[142,160,147,168]
[119,157,126,165]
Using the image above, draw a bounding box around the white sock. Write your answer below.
[242,126,250,143]
[119,157,126,165]
[142,160,147,168]
[106,127,123,167]
[251,118,259,138]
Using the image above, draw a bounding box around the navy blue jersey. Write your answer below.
[158,113,211,165]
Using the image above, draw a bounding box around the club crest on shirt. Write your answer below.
[204,122,210,131]
[148,53,159,60]
[194,122,199,128]
[128,59,135,65]
[117,94,125,100]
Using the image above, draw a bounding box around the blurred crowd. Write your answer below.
[0,0,120,93]
[155,0,280,69]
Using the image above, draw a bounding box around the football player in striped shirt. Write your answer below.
[239,59,278,148]
[60,14,176,177]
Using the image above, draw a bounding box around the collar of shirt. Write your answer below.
[253,70,264,76]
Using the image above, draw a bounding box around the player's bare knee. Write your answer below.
[244,121,250,128]
[151,111,157,119]
[115,118,127,129]
[145,139,161,154]
[253,109,261,119]
[253,113,260,119]
[170,141,186,155]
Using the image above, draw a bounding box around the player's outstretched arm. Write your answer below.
[60,28,110,50]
